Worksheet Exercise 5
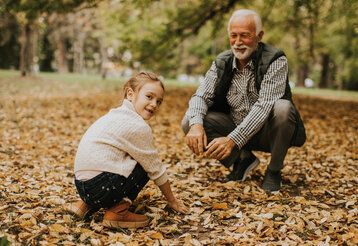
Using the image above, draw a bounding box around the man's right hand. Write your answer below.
[185,124,207,155]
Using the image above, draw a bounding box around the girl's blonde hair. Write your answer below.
[123,71,165,98]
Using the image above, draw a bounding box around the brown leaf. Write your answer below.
[212,203,228,210]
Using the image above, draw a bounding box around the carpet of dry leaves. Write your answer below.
[0,77,357,245]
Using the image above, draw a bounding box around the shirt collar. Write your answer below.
[232,57,254,71]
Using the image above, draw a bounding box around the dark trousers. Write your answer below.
[75,164,149,209]
[182,99,296,172]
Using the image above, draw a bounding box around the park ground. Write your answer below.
[0,70,357,245]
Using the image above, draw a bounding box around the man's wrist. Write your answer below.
[189,116,203,126]
[227,135,241,148]
[226,137,236,150]
[191,123,204,130]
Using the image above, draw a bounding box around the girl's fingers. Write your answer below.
[179,205,189,214]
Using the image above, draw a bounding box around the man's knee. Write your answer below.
[203,111,232,129]
[181,112,223,134]
[272,99,295,126]
[182,111,235,136]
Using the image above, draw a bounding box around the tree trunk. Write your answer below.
[99,37,108,79]
[73,33,85,73]
[55,33,68,73]
[296,64,309,87]
[39,32,54,72]
[19,21,36,76]
[292,1,306,87]
[319,53,330,88]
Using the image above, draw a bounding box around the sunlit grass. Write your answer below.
[1,69,357,101]
[292,87,358,101]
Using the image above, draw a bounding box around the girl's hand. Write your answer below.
[167,198,189,214]
[158,181,189,214]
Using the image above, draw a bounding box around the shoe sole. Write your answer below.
[263,182,283,193]
[103,219,149,229]
[241,158,260,181]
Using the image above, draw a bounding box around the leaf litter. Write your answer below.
[0,85,357,245]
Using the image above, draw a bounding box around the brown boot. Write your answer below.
[103,201,149,229]
[65,200,95,220]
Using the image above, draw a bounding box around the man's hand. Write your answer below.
[185,124,207,155]
[204,137,236,160]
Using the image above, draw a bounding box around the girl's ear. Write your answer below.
[126,87,135,101]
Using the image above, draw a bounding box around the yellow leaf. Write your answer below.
[243,186,250,194]
[212,203,228,210]
[150,232,164,240]
[63,214,72,223]
[49,224,69,234]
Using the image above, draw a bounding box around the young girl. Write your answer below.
[66,71,188,229]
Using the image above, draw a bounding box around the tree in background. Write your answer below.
[100,0,239,76]
[0,0,356,90]
[45,9,102,74]
[0,12,19,69]
[0,0,99,76]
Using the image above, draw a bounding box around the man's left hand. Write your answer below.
[204,137,236,160]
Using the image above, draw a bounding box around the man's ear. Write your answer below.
[126,88,135,101]
[257,31,264,41]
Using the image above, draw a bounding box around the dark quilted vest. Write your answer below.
[209,42,306,147]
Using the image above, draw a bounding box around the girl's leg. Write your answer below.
[67,164,150,227]
[103,164,150,228]
[64,175,109,220]
[72,165,148,209]
[119,164,150,201]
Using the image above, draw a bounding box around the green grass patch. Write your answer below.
[292,87,358,101]
[1,69,357,101]
[0,70,198,96]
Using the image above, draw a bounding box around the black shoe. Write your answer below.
[262,169,282,192]
[227,153,260,181]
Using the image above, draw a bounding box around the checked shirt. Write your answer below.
[185,56,288,149]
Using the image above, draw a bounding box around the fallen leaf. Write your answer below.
[212,203,228,210]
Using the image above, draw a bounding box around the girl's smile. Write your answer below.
[127,82,164,120]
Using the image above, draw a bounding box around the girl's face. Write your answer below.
[127,82,164,120]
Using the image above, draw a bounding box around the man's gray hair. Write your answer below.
[227,9,262,35]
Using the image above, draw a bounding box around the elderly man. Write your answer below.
[182,9,306,192]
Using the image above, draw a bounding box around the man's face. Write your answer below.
[228,15,262,63]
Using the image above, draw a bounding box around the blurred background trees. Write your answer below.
[0,0,357,90]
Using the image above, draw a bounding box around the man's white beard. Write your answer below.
[231,44,256,60]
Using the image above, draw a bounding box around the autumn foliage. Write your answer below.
[0,83,357,245]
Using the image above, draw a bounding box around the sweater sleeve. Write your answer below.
[116,122,168,186]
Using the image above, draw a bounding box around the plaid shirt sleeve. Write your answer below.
[186,61,219,126]
[228,56,288,148]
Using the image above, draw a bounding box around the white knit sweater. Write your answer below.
[74,99,168,186]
